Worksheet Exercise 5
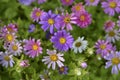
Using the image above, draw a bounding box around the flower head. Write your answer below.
[20,60,30,67]
[117,16,120,27]
[72,37,88,53]
[39,10,61,33]
[85,0,100,6]
[104,20,115,31]
[19,0,34,5]
[23,38,42,58]
[101,0,120,16]
[81,62,87,68]
[58,66,68,74]
[38,0,46,4]
[51,30,74,51]
[104,51,120,74]
[60,0,74,6]
[28,24,35,32]
[42,49,65,70]
[0,52,14,68]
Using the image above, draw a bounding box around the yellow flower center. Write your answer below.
[108,31,115,37]
[50,54,58,61]
[112,57,120,65]
[90,0,94,2]
[12,45,18,51]
[80,15,85,21]
[100,44,106,50]
[66,0,70,2]
[36,11,41,17]
[6,34,13,42]
[59,37,66,44]
[32,44,38,50]
[4,56,10,61]
[48,19,54,25]
[75,6,81,11]
[59,67,65,72]
[64,17,70,23]
[75,42,81,47]
[109,2,117,8]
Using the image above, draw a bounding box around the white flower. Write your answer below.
[105,30,120,43]
[72,37,88,53]
[42,49,65,70]
[8,41,22,56]
[0,52,14,68]
[74,68,81,76]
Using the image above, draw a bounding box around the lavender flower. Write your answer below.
[58,66,68,74]
[85,0,100,6]
[28,24,35,32]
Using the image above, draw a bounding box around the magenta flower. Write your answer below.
[60,13,77,31]
[23,38,42,58]
[20,60,30,67]
[39,10,61,33]
[60,0,74,6]
[75,11,92,28]
[104,20,115,31]
[101,0,120,16]
[95,40,116,57]
[71,3,85,13]
[104,51,120,74]
[51,30,74,51]
[85,0,100,6]
[31,7,44,22]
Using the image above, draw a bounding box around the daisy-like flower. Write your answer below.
[39,10,61,33]
[72,37,88,53]
[71,3,85,13]
[85,0,100,6]
[60,13,77,31]
[8,41,22,56]
[18,0,34,5]
[101,0,120,16]
[38,0,46,4]
[20,60,30,67]
[42,49,65,70]
[51,30,74,51]
[104,20,115,31]
[58,66,68,74]
[0,52,14,68]
[76,11,92,28]
[105,29,120,43]
[60,0,74,6]
[31,7,44,22]
[23,38,42,58]
[104,51,120,74]
[95,40,115,57]
[28,24,35,32]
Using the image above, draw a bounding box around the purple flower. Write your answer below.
[31,7,44,22]
[60,13,77,31]
[58,66,68,74]
[104,51,120,74]
[28,24,35,32]
[38,0,46,4]
[39,10,61,34]
[95,40,116,57]
[51,30,74,51]
[75,11,92,28]
[81,62,87,68]
[20,60,30,67]
[101,0,120,16]
[117,16,120,27]
[45,31,53,40]
[104,20,115,31]
[42,49,65,70]
[18,0,34,5]
[60,0,74,6]
[23,38,42,58]
[85,0,100,6]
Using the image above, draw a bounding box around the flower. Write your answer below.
[40,70,50,80]
[95,40,115,57]
[75,11,92,28]
[28,24,35,32]
[104,20,115,31]
[42,49,65,70]
[4,33,17,43]
[101,0,120,16]
[51,30,74,51]
[105,29,120,43]
[72,37,88,53]
[117,16,120,27]
[31,7,44,22]
[38,0,46,4]
[58,66,68,74]
[60,0,74,6]
[18,0,34,5]
[0,52,14,68]
[23,38,42,58]
[60,13,77,31]
[74,68,81,76]
[8,41,22,56]
[20,60,30,67]
[45,31,53,40]
[104,51,120,74]
[81,62,87,68]
[39,10,61,33]
[85,0,100,6]
[71,3,85,13]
